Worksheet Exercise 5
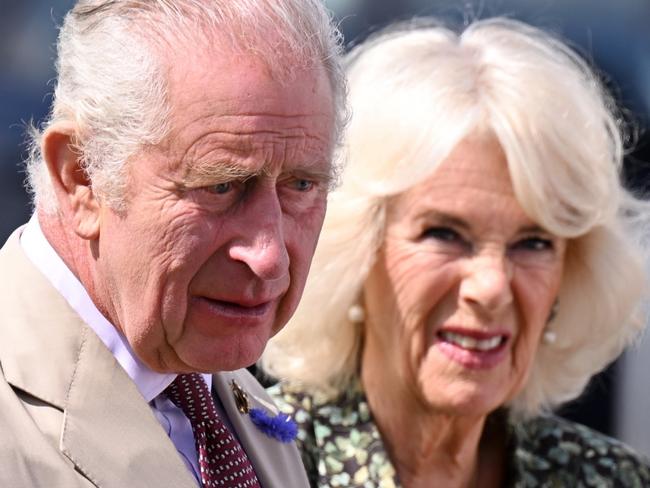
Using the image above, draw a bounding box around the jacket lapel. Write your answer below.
[61,325,196,488]
[213,370,310,488]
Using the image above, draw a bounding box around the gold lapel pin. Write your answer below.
[230,379,250,414]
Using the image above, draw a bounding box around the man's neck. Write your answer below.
[23,211,180,401]
[39,208,93,290]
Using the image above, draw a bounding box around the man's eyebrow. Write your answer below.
[181,161,259,187]
[285,167,333,182]
[182,159,335,186]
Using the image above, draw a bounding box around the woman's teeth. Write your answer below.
[440,331,503,351]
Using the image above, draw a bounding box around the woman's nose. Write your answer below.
[458,251,513,314]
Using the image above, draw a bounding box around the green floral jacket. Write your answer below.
[268,382,650,488]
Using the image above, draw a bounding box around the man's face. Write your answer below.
[93,51,335,373]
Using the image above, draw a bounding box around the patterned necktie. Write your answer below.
[165,373,261,488]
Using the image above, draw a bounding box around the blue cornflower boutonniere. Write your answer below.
[230,379,297,443]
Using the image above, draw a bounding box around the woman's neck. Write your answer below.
[361,361,506,488]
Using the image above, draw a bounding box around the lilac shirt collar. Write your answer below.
[20,215,212,401]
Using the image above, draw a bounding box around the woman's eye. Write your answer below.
[514,237,554,251]
[421,226,461,242]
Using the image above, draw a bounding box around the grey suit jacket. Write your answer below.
[0,228,309,488]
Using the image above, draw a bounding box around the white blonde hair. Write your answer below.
[262,17,650,416]
[26,0,345,212]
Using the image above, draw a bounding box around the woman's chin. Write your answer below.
[417,366,511,417]
[413,346,521,417]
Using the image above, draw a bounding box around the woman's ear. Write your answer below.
[41,123,100,240]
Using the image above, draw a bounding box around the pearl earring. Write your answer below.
[542,329,557,345]
[542,300,559,345]
[347,304,366,323]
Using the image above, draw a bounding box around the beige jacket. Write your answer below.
[0,228,309,488]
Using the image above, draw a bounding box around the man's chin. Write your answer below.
[174,338,269,373]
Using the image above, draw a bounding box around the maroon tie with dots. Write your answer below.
[165,373,261,488]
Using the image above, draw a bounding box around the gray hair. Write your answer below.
[262,17,650,417]
[27,0,345,212]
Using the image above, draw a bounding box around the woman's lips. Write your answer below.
[438,331,505,351]
[435,328,510,369]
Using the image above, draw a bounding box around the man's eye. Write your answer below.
[205,182,233,195]
[514,237,554,251]
[292,179,314,192]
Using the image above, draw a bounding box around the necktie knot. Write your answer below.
[166,373,260,488]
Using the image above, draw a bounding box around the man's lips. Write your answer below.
[193,296,278,318]
[186,294,283,337]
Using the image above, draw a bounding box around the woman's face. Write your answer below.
[362,134,566,417]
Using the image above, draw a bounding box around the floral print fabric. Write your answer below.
[268,382,650,487]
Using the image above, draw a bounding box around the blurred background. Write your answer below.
[1,0,648,456]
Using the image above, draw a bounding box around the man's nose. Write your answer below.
[458,251,513,314]
[228,190,289,281]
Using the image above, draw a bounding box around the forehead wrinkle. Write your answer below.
[218,111,330,120]
[166,107,327,149]
[208,126,328,142]
[173,105,330,134]
[181,125,327,156]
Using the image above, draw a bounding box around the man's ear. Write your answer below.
[42,123,100,240]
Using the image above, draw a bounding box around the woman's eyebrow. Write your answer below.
[415,210,472,232]
[518,225,548,234]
